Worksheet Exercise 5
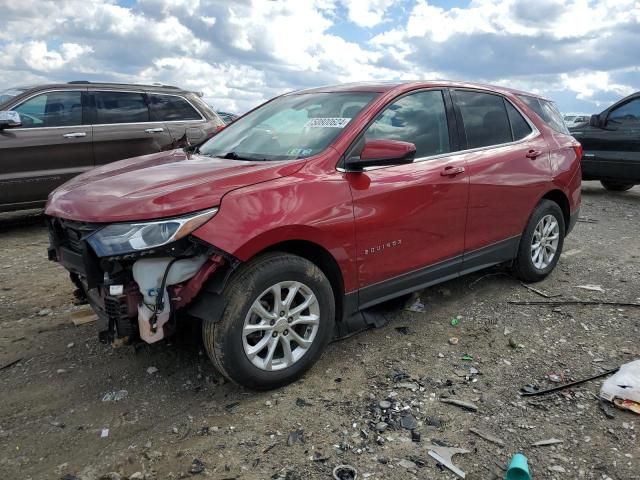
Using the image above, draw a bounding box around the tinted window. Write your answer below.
[505,101,532,140]
[148,94,201,121]
[364,90,450,158]
[455,91,512,148]
[94,91,149,124]
[517,95,569,134]
[13,91,83,128]
[608,98,640,128]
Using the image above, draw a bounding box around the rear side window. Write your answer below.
[505,101,532,140]
[607,98,640,129]
[364,90,450,158]
[148,94,202,121]
[94,91,149,124]
[14,91,83,128]
[517,95,569,134]
[455,91,512,148]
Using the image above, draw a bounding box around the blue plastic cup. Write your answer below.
[506,453,531,480]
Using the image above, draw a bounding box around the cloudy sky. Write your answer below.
[1,0,639,114]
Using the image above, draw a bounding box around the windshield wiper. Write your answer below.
[220,151,268,161]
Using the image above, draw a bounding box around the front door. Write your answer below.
[0,89,92,209]
[90,90,174,166]
[347,89,469,308]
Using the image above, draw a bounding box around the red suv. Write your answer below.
[46,81,582,390]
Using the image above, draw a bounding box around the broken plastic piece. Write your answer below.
[427,444,469,478]
[531,438,563,447]
[506,453,531,480]
[440,398,478,411]
[601,360,640,414]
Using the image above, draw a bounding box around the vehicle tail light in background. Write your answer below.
[572,143,583,160]
[214,125,225,133]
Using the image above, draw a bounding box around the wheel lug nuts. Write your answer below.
[288,317,292,323]
[283,330,288,336]
[270,320,275,326]
[272,332,278,338]
[280,311,285,316]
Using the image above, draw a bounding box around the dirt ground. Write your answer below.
[0,181,639,480]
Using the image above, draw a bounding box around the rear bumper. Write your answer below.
[567,206,580,236]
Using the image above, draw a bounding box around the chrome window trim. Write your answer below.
[6,88,207,130]
[338,90,541,173]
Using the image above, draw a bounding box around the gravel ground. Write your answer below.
[0,181,639,480]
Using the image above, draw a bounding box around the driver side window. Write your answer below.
[364,90,450,158]
[608,98,640,129]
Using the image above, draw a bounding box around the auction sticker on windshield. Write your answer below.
[305,117,351,128]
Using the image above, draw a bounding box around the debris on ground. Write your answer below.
[450,316,460,326]
[506,453,531,480]
[0,357,23,371]
[521,282,560,298]
[100,428,109,438]
[101,390,128,402]
[146,366,158,375]
[394,326,410,335]
[521,367,619,396]
[440,398,478,412]
[70,308,98,326]
[189,458,205,474]
[576,284,606,292]
[427,444,470,478]
[600,359,640,414]
[469,427,505,446]
[287,429,305,446]
[332,464,357,480]
[404,294,426,313]
[531,438,564,447]
[449,337,459,345]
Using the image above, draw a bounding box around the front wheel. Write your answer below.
[513,200,565,283]
[600,181,634,192]
[202,253,335,390]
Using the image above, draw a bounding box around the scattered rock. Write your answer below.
[398,459,417,470]
[378,400,391,409]
[532,438,564,447]
[38,308,52,316]
[440,398,478,412]
[469,427,505,446]
[548,465,567,473]
[287,429,304,446]
[400,414,418,430]
[449,337,459,345]
[189,458,205,475]
[146,366,158,375]
[101,390,128,402]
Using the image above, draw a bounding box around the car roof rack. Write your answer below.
[67,80,181,89]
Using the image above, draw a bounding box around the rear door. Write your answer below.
[0,88,92,209]
[586,97,640,181]
[90,90,174,166]
[451,89,551,267]
[348,89,469,307]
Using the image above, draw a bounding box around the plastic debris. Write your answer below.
[468,427,505,446]
[395,326,410,335]
[576,284,605,292]
[461,354,473,361]
[440,398,478,412]
[450,316,459,326]
[600,359,640,414]
[101,390,128,402]
[190,458,205,475]
[427,444,470,478]
[531,438,563,447]
[100,428,109,438]
[287,429,305,446]
[506,453,531,480]
[520,367,618,396]
[449,337,459,345]
[405,296,426,313]
[333,464,357,480]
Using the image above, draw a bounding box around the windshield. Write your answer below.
[198,92,378,161]
[0,87,29,105]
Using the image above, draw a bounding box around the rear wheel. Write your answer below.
[202,253,335,390]
[513,200,565,283]
[600,181,634,192]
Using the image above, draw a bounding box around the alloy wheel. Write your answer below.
[531,214,560,270]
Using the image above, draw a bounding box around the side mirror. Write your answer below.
[588,114,601,128]
[0,111,21,130]
[345,139,416,170]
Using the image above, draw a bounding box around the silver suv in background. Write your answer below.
[0,81,225,213]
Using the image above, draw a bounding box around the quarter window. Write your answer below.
[148,94,202,121]
[455,91,512,149]
[608,98,640,129]
[13,91,83,128]
[517,95,569,134]
[364,90,450,158]
[94,91,149,124]
[505,101,532,140]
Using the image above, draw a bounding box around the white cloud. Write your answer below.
[342,0,398,28]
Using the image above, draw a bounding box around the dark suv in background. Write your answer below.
[570,91,640,191]
[0,81,225,212]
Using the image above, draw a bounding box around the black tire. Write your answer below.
[202,253,335,390]
[513,199,565,283]
[600,181,634,192]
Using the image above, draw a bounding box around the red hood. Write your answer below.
[45,149,304,222]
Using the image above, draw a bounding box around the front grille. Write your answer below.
[48,217,100,254]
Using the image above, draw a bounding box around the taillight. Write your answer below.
[572,143,583,160]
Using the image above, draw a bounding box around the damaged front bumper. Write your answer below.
[47,216,231,344]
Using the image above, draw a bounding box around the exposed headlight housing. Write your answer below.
[87,208,218,257]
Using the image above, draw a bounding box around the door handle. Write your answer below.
[526,149,542,159]
[145,128,164,133]
[62,132,86,138]
[440,165,465,176]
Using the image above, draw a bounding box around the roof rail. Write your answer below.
[67,80,181,89]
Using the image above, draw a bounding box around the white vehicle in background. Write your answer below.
[563,114,590,129]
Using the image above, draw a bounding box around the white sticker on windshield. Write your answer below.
[305,117,351,128]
